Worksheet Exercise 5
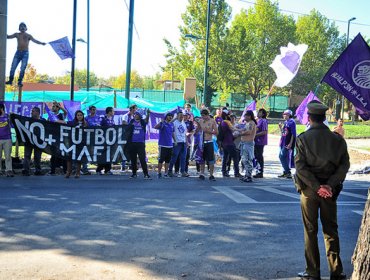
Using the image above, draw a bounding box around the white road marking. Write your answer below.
[212,186,258,203]
[255,186,300,199]
[341,191,368,200]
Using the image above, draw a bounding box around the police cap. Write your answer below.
[307,102,328,115]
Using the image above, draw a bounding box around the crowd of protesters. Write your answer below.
[0,100,323,181]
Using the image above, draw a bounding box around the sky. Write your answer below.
[6,0,370,79]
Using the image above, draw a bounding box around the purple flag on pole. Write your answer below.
[63,100,81,121]
[49,37,74,60]
[241,101,257,119]
[322,33,370,120]
[295,91,320,124]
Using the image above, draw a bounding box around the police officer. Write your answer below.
[294,102,350,280]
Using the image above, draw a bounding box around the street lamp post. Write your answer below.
[341,17,356,119]
[77,38,89,91]
[184,0,211,107]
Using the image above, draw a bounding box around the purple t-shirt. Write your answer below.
[86,115,101,126]
[157,121,174,147]
[255,118,268,146]
[221,121,235,146]
[100,116,115,127]
[0,114,11,140]
[132,120,146,143]
[48,112,64,123]
[215,116,223,126]
[280,118,296,148]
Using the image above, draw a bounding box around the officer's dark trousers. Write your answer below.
[300,187,343,278]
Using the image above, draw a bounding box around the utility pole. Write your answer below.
[125,0,135,106]
[0,0,7,101]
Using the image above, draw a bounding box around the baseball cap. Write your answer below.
[283,109,293,116]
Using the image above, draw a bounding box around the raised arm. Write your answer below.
[30,35,46,46]
[7,33,17,39]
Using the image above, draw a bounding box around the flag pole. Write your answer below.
[261,82,276,108]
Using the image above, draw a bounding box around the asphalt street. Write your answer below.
[0,137,368,280]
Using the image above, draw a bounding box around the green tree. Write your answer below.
[112,70,144,90]
[293,9,345,104]
[220,0,296,101]
[54,69,99,88]
[164,0,231,108]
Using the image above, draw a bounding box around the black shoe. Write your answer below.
[199,174,205,180]
[144,174,152,180]
[234,173,242,178]
[222,173,230,177]
[330,272,346,280]
[209,175,216,181]
[130,174,137,179]
[18,82,23,87]
[285,172,292,179]
[5,80,12,85]
[277,173,287,178]
[22,170,30,176]
[298,271,321,280]
[253,173,263,178]
[34,170,43,176]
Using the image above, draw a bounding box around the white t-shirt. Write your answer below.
[173,119,186,143]
[121,112,134,124]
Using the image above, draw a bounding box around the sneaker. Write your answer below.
[167,172,174,177]
[22,170,30,176]
[253,173,263,178]
[234,173,242,178]
[106,171,114,175]
[181,172,189,177]
[144,174,152,180]
[82,171,91,175]
[96,171,103,175]
[209,175,216,181]
[285,173,292,179]
[277,173,287,178]
[163,174,169,178]
[130,174,137,179]
[157,173,162,179]
[17,82,23,87]
[5,80,12,85]
[174,172,180,177]
[222,173,230,178]
[199,174,205,180]
[240,176,253,183]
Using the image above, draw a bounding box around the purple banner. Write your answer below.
[92,107,179,141]
[322,33,370,120]
[49,36,74,60]
[241,101,257,119]
[3,101,43,117]
[295,91,320,124]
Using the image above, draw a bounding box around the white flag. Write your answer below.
[270,43,308,87]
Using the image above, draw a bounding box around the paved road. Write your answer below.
[0,137,368,280]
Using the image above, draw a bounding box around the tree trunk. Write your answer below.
[351,188,370,280]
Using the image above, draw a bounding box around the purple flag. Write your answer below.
[63,100,81,121]
[295,91,320,124]
[241,101,257,119]
[322,33,370,120]
[49,37,74,60]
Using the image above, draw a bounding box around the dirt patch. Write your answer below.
[349,149,370,165]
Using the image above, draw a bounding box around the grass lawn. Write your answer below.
[268,123,370,138]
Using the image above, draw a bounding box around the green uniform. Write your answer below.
[294,123,350,279]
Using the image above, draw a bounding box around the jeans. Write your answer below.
[240,141,254,178]
[279,146,291,174]
[0,139,12,172]
[169,142,187,173]
[9,50,29,84]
